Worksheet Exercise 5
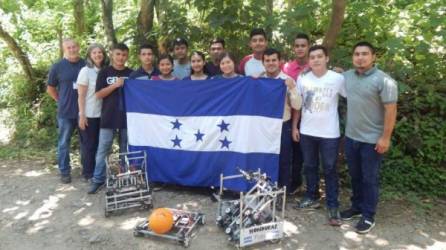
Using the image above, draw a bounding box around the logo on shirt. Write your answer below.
[106,76,128,85]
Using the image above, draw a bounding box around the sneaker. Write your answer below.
[88,182,104,194]
[355,217,375,234]
[295,197,320,209]
[60,175,72,184]
[327,208,342,226]
[340,208,362,221]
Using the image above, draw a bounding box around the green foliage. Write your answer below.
[0,0,445,198]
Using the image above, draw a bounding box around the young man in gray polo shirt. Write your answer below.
[341,41,398,234]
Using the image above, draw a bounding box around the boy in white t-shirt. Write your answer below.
[295,45,346,226]
[238,28,268,77]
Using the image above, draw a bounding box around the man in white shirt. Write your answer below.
[295,45,346,227]
[260,48,302,191]
[238,28,268,77]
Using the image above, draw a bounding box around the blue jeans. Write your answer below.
[92,128,128,184]
[278,121,292,188]
[79,118,100,178]
[344,137,383,220]
[57,117,78,176]
[300,134,340,208]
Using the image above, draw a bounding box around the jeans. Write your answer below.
[300,134,340,208]
[290,140,304,191]
[344,137,383,220]
[57,117,78,176]
[79,118,100,179]
[92,128,128,184]
[278,121,292,189]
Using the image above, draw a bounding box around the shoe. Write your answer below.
[82,176,92,183]
[88,182,104,194]
[356,217,375,234]
[340,208,362,221]
[60,175,72,184]
[295,197,320,209]
[327,208,342,226]
[287,186,301,195]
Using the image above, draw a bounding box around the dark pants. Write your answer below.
[301,134,340,208]
[289,140,304,191]
[79,118,100,179]
[278,121,292,189]
[344,137,383,220]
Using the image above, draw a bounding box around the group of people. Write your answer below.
[47,28,397,234]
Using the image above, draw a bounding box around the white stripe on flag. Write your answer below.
[127,112,282,154]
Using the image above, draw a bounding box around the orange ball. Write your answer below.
[148,208,174,234]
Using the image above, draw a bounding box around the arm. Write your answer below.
[47,85,59,101]
[78,84,88,130]
[291,109,301,142]
[95,77,124,99]
[285,78,302,110]
[375,103,397,154]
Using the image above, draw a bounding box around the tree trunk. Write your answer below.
[73,0,86,37]
[322,0,347,53]
[0,22,34,82]
[57,26,64,59]
[100,0,117,48]
[136,0,156,46]
[265,0,273,39]
[155,0,169,54]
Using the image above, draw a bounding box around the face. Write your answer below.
[111,49,128,67]
[174,44,188,60]
[139,48,154,66]
[249,34,267,54]
[158,58,173,76]
[63,40,80,61]
[308,49,329,71]
[90,47,104,67]
[353,46,376,71]
[220,56,235,75]
[293,38,309,60]
[210,43,224,61]
[191,54,205,74]
[263,53,280,75]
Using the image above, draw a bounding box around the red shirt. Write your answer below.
[282,60,309,81]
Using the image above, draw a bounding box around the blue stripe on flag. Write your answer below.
[129,145,279,191]
[124,77,286,118]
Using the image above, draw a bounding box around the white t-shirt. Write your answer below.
[297,70,346,138]
[76,66,102,118]
[239,55,265,77]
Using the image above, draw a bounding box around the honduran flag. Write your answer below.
[124,77,286,191]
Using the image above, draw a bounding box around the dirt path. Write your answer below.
[0,160,445,250]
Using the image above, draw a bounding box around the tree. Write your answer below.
[73,0,86,37]
[0,21,34,82]
[100,0,117,47]
[136,0,156,46]
[322,0,346,53]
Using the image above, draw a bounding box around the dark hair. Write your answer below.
[111,42,129,52]
[173,37,188,48]
[353,41,376,54]
[308,45,328,56]
[158,53,174,65]
[217,52,236,65]
[85,43,108,69]
[250,28,267,40]
[262,48,281,61]
[138,44,155,54]
[295,33,310,43]
[210,38,225,48]
[190,51,206,74]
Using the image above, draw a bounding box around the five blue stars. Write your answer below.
[217,120,230,132]
[171,135,182,148]
[171,119,182,130]
[219,136,232,149]
[194,129,205,142]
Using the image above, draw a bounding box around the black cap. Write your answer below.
[173,37,188,47]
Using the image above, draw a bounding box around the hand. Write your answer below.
[79,115,88,130]
[375,136,391,154]
[114,77,125,88]
[292,127,300,142]
[284,78,296,90]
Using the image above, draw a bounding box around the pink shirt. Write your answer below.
[282,60,308,81]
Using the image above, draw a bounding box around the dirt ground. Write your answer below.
[0,159,445,250]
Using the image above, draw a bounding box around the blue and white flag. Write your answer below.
[124,77,286,191]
